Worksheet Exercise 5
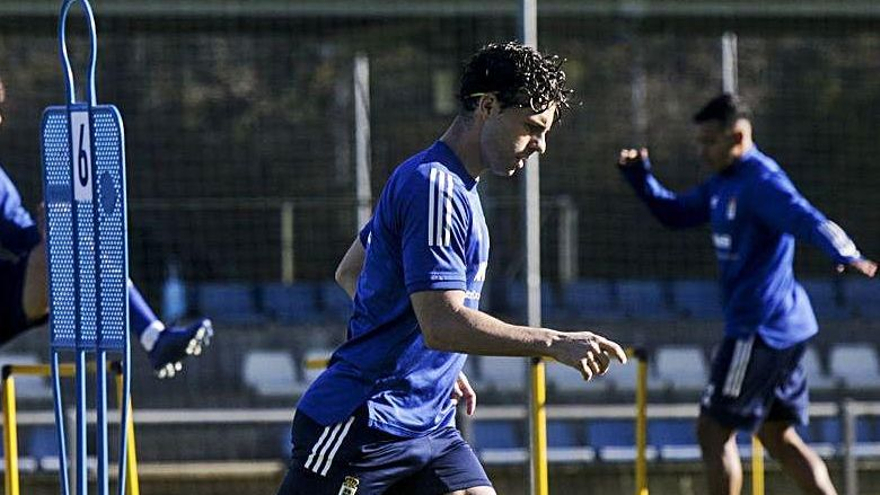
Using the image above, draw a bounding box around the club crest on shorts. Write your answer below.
[337,476,359,495]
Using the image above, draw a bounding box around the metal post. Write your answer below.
[751,437,764,495]
[97,353,109,495]
[281,201,295,283]
[634,349,649,495]
[353,54,373,229]
[842,399,858,495]
[115,368,140,495]
[557,196,578,284]
[3,371,20,495]
[631,41,648,145]
[519,1,546,494]
[76,352,87,495]
[722,32,738,94]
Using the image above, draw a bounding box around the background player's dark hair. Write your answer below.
[458,41,572,118]
[693,93,751,127]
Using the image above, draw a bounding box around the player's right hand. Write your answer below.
[839,258,878,278]
[618,148,649,168]
[550,331,627,381]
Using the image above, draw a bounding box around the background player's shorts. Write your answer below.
[0,255,41,345]
[700,334,809,433]
[276,407,492,495]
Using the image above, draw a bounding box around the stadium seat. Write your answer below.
[800,278,849,321]
[828,343,880,391]
[815,417,841,444]
[548,420,581,448]
[547,420,596,463]
[242,350,304,397]
[616,280,675,320]
[0,353,52,400]
[843,279,880,319]
[802,346,839,393]
[26,426,60,461]
[671,279,723,319]
[648,419,700,461]
[473,420,527,464]
[318,281,353,321]
[853,417,880,458]
[545,361,609,396]
[479,356,527,394]
[599,358,666,395]
[505,282,561,320]
[559,279,620,320]
[196,283,265,325]
[262,283,321,324]
[587,419,633,446]
[587,419,658,461]
[654,345,709,394]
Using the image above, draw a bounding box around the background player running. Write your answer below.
[618,93,876,495]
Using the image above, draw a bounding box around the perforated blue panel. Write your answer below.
[76,199,97,348]
[42,109,77,349]
[92,107,127,350]
[41,105,128,352]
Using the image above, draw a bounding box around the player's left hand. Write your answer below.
[450,371,477,416]
[837,258,877,278]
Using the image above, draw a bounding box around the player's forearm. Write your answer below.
[335,268,358,299]
[335,237,366,299]
[421,302,561,358]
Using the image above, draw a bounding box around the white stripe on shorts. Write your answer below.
[722,335,754,398]
[304,425,332,471]
[319,416,356,476]
[310,421,345,475]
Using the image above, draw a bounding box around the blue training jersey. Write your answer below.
[297,141,489,437]
[0,165,40,261]
[621,146,863,349]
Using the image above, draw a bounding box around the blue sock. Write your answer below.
[128,279,165,351]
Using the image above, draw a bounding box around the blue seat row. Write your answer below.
[501,278,879,321]
[194,281,352,325]
[470,416,880,462]
[184,277,876,325]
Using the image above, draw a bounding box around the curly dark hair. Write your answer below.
[459,41,572,118]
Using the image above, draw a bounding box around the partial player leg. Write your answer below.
[697,413,743,495]
[21,208,48,323]
[128,280,213,378]
[443,488,496,495]
[757,421,836,495]
[757,354,836,495]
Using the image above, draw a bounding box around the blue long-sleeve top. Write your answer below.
[621,146,863,349]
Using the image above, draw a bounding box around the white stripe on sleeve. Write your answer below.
[428,168,437,246]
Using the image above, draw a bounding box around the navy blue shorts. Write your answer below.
[700,335,809,433]
[276,407,491,495]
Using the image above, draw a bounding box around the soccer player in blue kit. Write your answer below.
[618,93,877,495]
[276,42,628,495]
[0,75,212,379]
